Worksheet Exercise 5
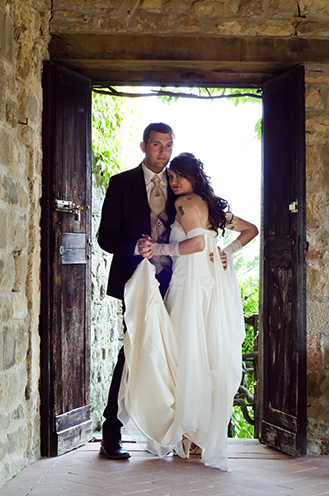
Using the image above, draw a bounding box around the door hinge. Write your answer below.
[289,200,298,213]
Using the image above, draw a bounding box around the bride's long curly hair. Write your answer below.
[169,153,233,235]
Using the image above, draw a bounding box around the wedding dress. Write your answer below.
[118,221,245,470]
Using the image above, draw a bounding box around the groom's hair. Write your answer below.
[143,123,174,145]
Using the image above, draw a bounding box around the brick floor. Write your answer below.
[1,440,329,496]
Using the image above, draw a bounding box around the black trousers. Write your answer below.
[102,268,171,444]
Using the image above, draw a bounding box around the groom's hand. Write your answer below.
[218,247,227,270]
[138,235,156,259]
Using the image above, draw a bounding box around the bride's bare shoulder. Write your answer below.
[174,193,200,207]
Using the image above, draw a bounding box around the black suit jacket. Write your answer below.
[98,164,176,300]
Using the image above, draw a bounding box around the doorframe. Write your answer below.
[41,60,307,453]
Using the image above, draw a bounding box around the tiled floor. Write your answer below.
[1,440,329,496]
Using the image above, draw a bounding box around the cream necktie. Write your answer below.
[149,175,166,216]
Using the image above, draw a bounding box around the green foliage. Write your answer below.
[241,275,259,354]
[158,86,263,140]
[254,117,262,141]
[233,264,259,438]
[92,92,124,188]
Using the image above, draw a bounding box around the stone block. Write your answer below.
[142,0,162,9]
[3,12,14,64]
[26,96,39,124]
[0,439,7,463]
[6,98,18,128]
[307,333,323,371]
[17,58,31,80]
[134,12,169,33]
[305,86,323,110]
[17,185,29,209]
[3,325,16,369]
[12,292,28,319]
[307,370,322,398]
[306,115,329,145]
[306,249,319,260]
[117,0,140,11]
[6,368,27,406]
[2,175,18,204]
[0,373,7,408]
[13,251,28,293]
[180,15,204,30]
[0,4,4,53]
[0,257,4,284]
[0,210,7,249]
[12,404,25,420]
[18,123,33,146]
[255,19,295,36]
[105,15,125,32]
[297,21,329,39]
[194,0,239,16]
[299,0,329,16]
[321,337,329,367]
[6,430,19,455]
[237,0,263,16]
[216,18,250,35]
[0,330,2,371]
[307,262,329,297]
[0,63,6,121]
[164,0,189,10]
[0,127,11,166]
[269,0,298,15]
[0,411,10,430]
[306,144,322,183]
[306,191,320,219]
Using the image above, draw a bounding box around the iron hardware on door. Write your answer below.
[289,200,298,213]
[55,199,90,221]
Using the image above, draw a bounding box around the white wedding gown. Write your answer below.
[118,221,245,470]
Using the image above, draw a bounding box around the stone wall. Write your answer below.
[0,0,50,488]
[50,0,329,38]
[90,172,123,435]
[305,64,329,455]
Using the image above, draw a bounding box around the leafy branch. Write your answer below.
[93,85,262,102]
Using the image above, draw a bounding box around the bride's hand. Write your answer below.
[218,247,227,270]
[138,235,156,259]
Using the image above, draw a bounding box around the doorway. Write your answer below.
[90,85,262,439]
[41,63,306,457]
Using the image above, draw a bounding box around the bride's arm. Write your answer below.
[172,196,205,255]
[137,197,205,258]
[224,215,258,254]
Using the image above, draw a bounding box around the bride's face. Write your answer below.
[168,169,194,196]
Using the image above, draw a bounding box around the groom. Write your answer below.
[98,122,177,459]
[98,122,227,460]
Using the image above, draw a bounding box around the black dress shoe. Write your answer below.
[100,440,131,460]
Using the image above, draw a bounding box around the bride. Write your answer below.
[117,153,258,470]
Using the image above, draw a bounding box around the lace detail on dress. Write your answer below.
[206,232,215,279]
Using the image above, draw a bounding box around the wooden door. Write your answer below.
[259,65,307,456]
[40,62,92,456]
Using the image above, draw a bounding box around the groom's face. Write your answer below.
[140,131,174,174]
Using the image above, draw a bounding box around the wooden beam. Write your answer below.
[49,34,329,84]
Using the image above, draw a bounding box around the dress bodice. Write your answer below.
[168,220,216,289]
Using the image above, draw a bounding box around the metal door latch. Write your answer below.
[289,200,298,213]
[55,199,90,221]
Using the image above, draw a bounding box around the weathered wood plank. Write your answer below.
[48,34,329,83]
[56,404,91,432]
[57,420,93,456]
